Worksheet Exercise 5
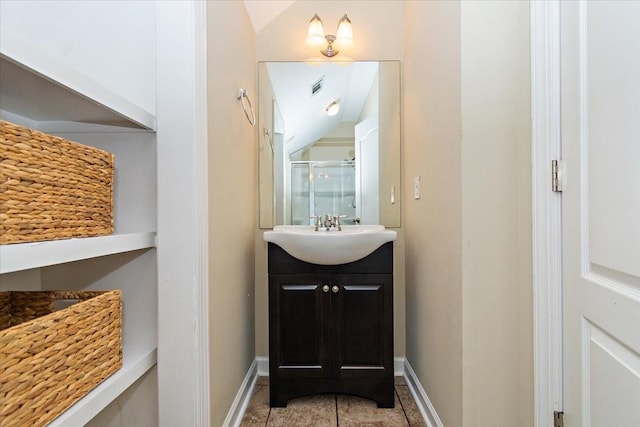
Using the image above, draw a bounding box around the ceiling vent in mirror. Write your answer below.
[311,77,324,96]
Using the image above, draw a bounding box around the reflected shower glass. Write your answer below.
[290,161,356,225]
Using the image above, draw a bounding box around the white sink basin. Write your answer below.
[263,225,397,265]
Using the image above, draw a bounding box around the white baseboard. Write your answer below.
[256,356,269,376]
[223,359,258,427]
[394,357,405,376]
[402,359,444,427]
[234,357,441,427]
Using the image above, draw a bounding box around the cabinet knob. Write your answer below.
[332,285,340,293]
[323,285,330,293]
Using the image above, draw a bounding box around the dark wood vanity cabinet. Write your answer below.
[268,242,394,408]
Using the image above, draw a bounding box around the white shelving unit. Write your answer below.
[0,233,156,274]
[48,347,158,427]
[1,21,158,425]
[0,27,155,131]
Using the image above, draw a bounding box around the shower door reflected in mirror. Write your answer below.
[290,161,356,225]
[258,61,401,228]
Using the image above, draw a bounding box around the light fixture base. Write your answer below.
[321,35,339,57]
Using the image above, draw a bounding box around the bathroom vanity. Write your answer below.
[267,241,394,408]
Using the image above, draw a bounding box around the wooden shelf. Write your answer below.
[48,346,157,427]
[0,232,156,274]
[0,27,155,131]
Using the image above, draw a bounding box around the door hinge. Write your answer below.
[552,160,562,192]
[554,411,564,427]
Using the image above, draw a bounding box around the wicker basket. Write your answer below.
[0,290,122,427]
[0,120,114,245]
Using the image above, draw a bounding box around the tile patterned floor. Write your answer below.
[240,377,426,426]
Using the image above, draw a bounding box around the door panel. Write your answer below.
[334,274,392,378]
[586,1,640,279]
[269,275,331,378]
[587,322,640,427]
[561,1,640,425]
[355,118,380,224]
[340,284,384,366]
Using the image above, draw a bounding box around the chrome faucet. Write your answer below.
[323,214,334,229]
[324,214,347,231]
[312,214,347,231]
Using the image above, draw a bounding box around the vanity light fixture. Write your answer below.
[325,99,340,116]
[304,13,353,57]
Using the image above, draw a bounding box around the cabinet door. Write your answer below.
[333,274,393,378]
[269,274,332,378]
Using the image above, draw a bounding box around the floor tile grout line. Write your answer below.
[335,394,339,426]
[264,393,271,427]
[395,386,412,426]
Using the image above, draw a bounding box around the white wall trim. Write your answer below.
[531,1,564,426]
[402,358,443,427]
[394,357,405,376]
[223,359,259,427]
[256,356,269,377]
[156,1,205,425]
[192,0,210,425]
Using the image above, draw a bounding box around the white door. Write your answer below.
[354,118,379,224]
[561,2,640,426]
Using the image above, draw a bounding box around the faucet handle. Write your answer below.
[310,215,322,231]
[334,215,348,231]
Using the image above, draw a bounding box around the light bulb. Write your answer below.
[334,14,353,50]
[305,14,327,50]
[326,100,340,116]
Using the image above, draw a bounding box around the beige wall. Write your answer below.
[254,0,406,359]
[460,2,533,425]
[403,2,464,426]
[404,1,532,426]
[207,2,256,425]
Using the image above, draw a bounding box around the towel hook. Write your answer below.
[237,88,256,126]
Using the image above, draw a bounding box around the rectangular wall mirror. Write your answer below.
[258,61,401,229]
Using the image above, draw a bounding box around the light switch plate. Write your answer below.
[414,176,421,199]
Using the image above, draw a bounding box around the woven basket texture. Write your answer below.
[0,290,122,427]
[0,120,114,244]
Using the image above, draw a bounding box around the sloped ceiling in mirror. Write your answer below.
[265,61,378,154]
